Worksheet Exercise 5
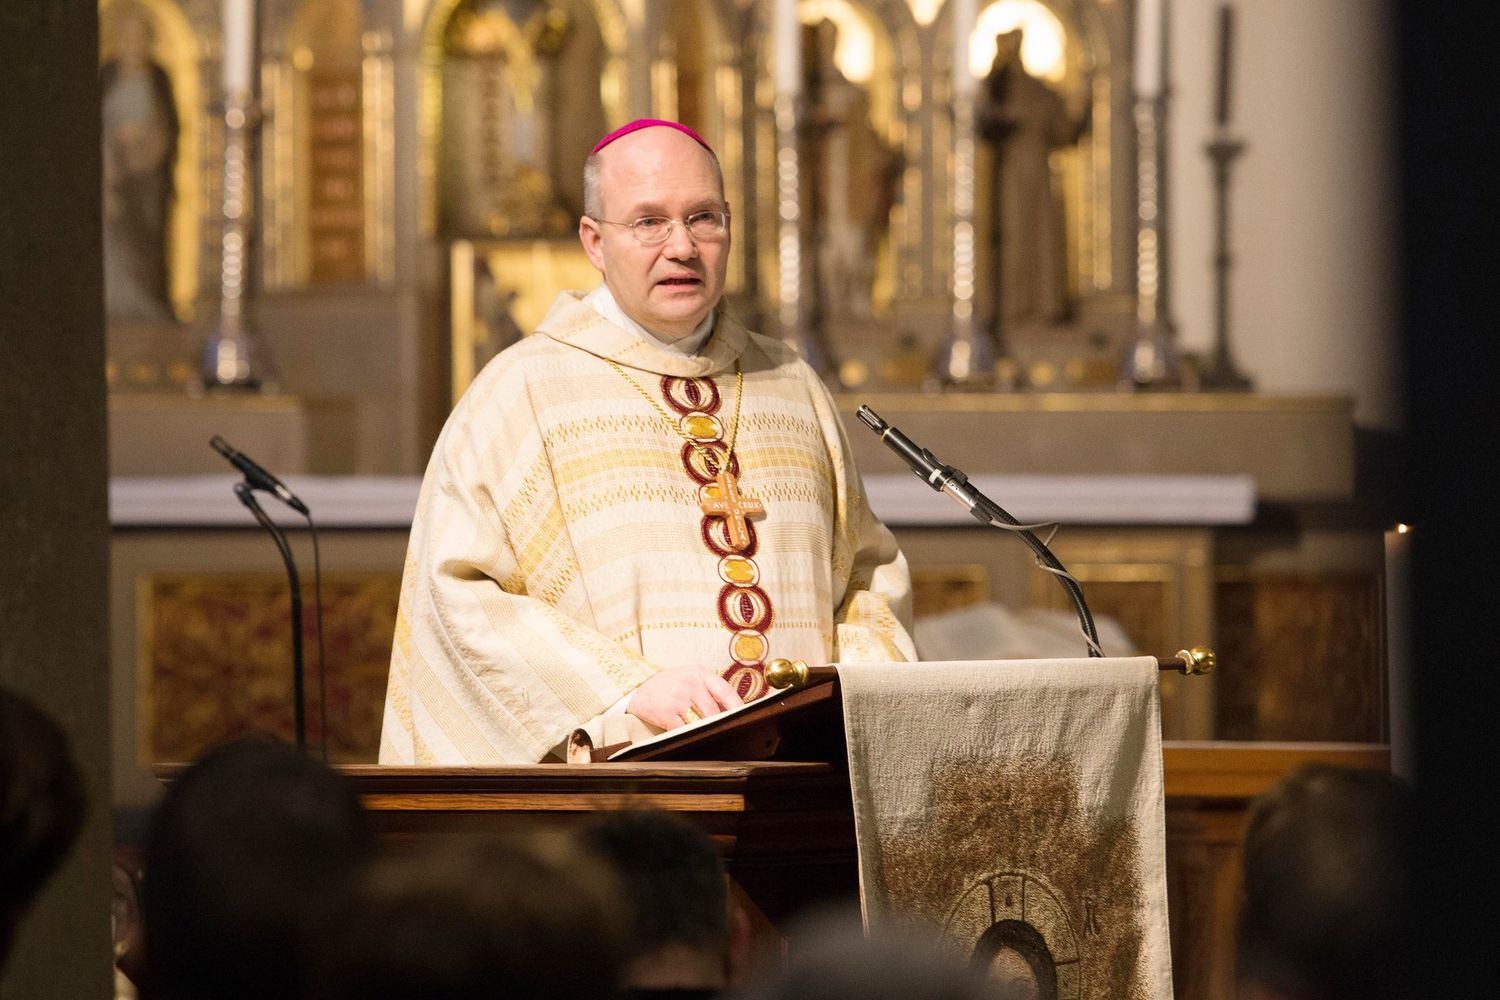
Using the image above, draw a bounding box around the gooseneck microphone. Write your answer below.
[213,437,326,756]
[210,436,310,514]
[855,408,989,520]
[857,405,1102,657]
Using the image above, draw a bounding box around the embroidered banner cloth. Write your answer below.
[839,658,1173,999]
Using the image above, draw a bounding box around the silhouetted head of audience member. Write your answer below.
[316,830,630,1000]
[0,689,87,975]
[580,809,749,997]
[738,908,997,1000]
[1237,764,1411,1000]
[139,736,373,1000]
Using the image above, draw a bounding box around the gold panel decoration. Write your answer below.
[449,237,600,401]
[910,563,989,618]
[1213,573,1383,742]
[138,572,400,764]
[1026,529,1215,740]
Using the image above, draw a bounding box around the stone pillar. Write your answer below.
[0,1,114,995]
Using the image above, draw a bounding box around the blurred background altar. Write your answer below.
[102,0,1397,805]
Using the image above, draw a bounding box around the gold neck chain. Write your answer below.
[607,359,744,473]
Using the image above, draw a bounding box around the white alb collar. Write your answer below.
[584,283,715,357]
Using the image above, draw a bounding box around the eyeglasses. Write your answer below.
[593,210,731,246]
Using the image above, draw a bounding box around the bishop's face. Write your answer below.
[579,127,730,340]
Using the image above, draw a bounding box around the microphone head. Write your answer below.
[855,405,886,434]
[209,435,233,458]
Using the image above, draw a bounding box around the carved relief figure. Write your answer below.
[439,0,576,238]
[101,2,179,324]
[977,28,1088,330]
[799,18,902,323]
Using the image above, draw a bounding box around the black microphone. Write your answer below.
[210,436,310,515]
[855,406,988,523]
[855,404,1103,656]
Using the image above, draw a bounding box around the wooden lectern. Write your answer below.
[342,666,861,931]
[336,654,1388,999]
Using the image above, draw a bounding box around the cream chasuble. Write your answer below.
[380,290,915,764]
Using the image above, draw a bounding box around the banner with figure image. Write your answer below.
[840,658,1172,999]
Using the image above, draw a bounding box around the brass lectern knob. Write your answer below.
[1175,647,1216,675]
[765,658,810,690]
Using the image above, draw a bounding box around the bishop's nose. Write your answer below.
[662,220,700,260]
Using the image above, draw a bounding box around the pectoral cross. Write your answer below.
[699,469,765,552]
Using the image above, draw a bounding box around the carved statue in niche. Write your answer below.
[101,0,179,325]
[799,17,902,325]
[977,28,1089,332]
[439,0,575,238]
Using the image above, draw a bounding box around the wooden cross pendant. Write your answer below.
[699,469,766,552]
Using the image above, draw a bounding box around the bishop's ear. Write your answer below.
[578,216,607,275]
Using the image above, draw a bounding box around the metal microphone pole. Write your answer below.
[233,482,306,749]
[856,405,1102,656]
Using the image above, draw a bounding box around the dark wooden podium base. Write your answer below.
[341,761,858,932]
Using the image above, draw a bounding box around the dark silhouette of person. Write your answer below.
[314,830,629,1000]
[0,688,87,976]
[1237,764,1411,1000]
[138,736,373,1000]
[580,809,751,998]
[738,908,995,1000]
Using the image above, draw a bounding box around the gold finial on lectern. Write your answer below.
[765,658,810,690]
[1175,647,1216,675]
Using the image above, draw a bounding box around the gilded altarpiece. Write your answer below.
[261,0,396,288]
[430,1,1137,399]
[737,1,1136,388]
[433,1,755,398]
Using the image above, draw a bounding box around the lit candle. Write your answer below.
[222,0,254,97]
[1214,5,1235,127]
[773,0,801,96]
[952,0,978,97]
[1134,0,1163,100]
[1384,524,1413,779]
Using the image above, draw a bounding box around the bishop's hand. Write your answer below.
[626,666,743,730]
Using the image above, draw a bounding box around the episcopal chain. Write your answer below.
[606,357,744,474]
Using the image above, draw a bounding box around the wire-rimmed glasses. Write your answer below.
[592,210,731,246]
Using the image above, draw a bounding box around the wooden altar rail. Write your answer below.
[340,741,1388,1000]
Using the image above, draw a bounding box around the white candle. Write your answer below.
[223,0,254,96]
[952,0,978,96]
[1384,524,1413,779]
[773,0,801,96]
[1134,0,1164,100]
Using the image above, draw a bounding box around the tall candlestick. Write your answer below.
[1384,524,1413,779]
[773,0,801,96]
[1134,0,1164,100]
[222,0,254,96]
[1214,5,1235,127]
[952,0,978,96]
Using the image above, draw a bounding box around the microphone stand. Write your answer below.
[966,486,1101,657]
[857,406,1102,657]
[233,482,306,749]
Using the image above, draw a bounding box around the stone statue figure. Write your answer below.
[101,3,179,325]
[799,18,903,324]
[977,29,1089,331]
[440,0,576,238]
